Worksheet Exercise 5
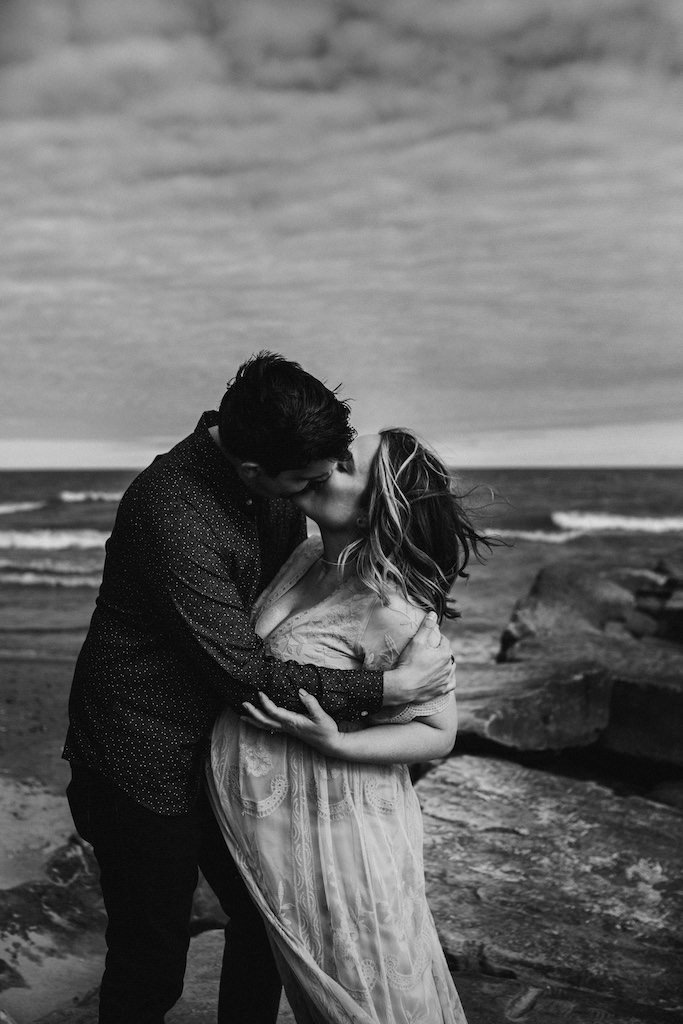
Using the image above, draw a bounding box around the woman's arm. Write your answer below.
[336,697,457,762]
[243,688,458,764]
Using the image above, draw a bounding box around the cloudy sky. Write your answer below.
[1,1,682,469]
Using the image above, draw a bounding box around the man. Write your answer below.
[64,352,454,1024]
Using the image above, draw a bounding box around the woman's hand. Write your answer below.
[242,689,344,756]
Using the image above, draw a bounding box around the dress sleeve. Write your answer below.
[139,503,382,721]
[358,593,451,724]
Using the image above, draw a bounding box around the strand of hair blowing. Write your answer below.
[339,429,492,621]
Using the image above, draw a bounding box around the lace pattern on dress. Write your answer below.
[208,536,467,1024]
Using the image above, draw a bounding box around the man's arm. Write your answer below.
[140,497,453,719]
[140,499,382,720]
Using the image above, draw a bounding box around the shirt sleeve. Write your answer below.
[138,497,383,720]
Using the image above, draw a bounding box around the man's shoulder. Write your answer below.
[122,434,195,501]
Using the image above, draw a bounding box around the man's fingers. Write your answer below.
[412,611,441,649]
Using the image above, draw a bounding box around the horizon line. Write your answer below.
[0,418,682,470]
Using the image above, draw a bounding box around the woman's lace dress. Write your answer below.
[208,537,467,1024]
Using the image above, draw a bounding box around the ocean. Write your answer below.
[0,467,681,666]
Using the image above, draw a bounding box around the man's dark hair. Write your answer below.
[218,351,355,475]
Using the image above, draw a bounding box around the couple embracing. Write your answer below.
[64,352,488,1024]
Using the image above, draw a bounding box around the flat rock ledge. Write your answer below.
[9,752,682,1024]
[456,660,612,751]
[418,755,683,1019]
[28,931,678,1024]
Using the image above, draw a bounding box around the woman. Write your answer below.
[208,428,489,1024]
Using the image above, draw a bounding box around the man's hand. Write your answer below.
[382,612,455,707]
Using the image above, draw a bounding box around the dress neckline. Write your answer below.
[256,537,360,640]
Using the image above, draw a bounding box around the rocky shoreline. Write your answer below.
[1,548,682,1023]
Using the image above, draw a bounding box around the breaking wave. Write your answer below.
[498,510,683,543]
[59,490,123,504]
[552,511,683,534]
[495,528,585,544]
[0,501,45,515]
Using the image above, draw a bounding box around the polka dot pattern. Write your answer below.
[63,412,382,814]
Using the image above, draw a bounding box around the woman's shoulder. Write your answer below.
[360,585,428,642]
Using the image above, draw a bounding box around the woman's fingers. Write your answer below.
[257,691,307,728]
[297,689,330,722]
[242,692,338,745]
[241,701,282,731]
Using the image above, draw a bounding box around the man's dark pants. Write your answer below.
[67,763,282,1024]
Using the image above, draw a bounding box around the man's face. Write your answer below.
[249,458,336,498]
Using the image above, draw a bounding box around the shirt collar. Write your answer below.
[193,411,260,514]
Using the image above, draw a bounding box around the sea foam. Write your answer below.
[0,529,109,550]
[495,528,585,544]
[552,511,683,533]
[0,501,45,515]
[59,490,123,504]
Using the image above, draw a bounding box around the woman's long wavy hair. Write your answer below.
[338,428,492,621]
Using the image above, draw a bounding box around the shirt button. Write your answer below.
[245,498,253,506]
[360,711,369,717]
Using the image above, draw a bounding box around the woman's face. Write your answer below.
[293,433,380,532]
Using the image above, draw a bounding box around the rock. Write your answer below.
[449,974,676,1024]
[30,774,683,1024]
[0,836,106,1021]
[498,563,635,658]
[655,556,683,587]
[600,661,683,766]
[33,932,298,1024]
[418,755,683,1014]
[622,608,659,638]
[171,932,680,1024]
[498,560,683,765]
[647,779,683,812]
[499,561,683,658]
[33,932,679,1024]
[456,660,612,750]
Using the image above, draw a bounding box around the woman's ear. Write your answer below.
[356,513,369,530]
